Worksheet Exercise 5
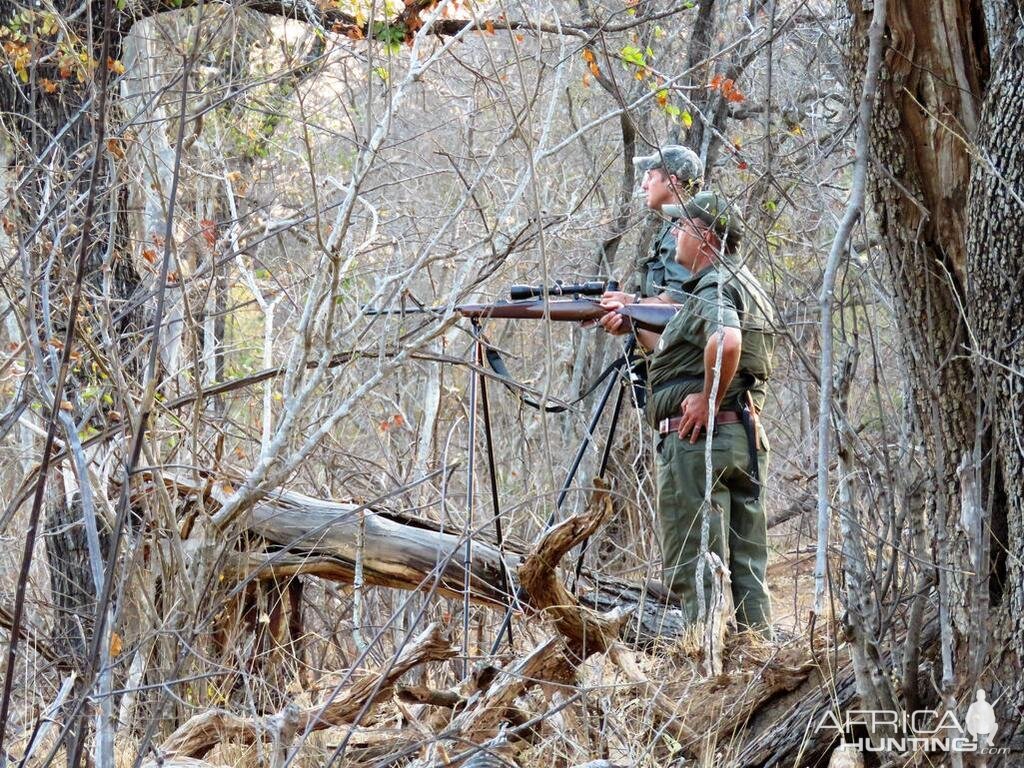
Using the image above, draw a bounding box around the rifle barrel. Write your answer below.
[361,305,447,316]
[456,299,604,323]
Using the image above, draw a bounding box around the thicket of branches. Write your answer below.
[1,0,1021,765]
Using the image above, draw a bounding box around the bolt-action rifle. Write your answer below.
[363,280,678,332]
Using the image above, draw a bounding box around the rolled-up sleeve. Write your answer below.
[695,284,741,339]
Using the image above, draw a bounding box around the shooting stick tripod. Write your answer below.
[455,321,638,664]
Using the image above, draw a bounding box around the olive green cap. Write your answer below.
[633,145,704,184]
[662,192,743,241]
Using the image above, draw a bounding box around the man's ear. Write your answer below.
[702,226,722,252]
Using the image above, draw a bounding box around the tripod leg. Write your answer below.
[461,328,481,678]
[477,338,515,650]
[554,360,623,509]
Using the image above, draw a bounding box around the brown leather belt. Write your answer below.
[658,410,742,436]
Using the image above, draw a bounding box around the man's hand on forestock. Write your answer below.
[677,393,710,443]
[598,292,634,335]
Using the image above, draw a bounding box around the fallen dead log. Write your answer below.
[163,475,690,644]
[229,486,512,605]
[660,636,825,758]
[156,622,457,761]
[153,475,890,767]
[730,652,858,767]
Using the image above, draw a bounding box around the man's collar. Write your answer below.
[682,263,718,287]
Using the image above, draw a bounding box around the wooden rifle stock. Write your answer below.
[454,298,677,332]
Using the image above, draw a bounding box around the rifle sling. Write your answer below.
[483,345,626,413]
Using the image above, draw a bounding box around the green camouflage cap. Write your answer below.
[633,145,704,183]
[662,192,743,241]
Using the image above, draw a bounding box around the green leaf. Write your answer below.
[681,110,693,128]
[372,21,406,47]
[373,65,389,81]
[619,45,645,67]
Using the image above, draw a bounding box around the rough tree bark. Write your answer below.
[964,21,1024,751]
[854,0,982,535]
[849,0,1023,757]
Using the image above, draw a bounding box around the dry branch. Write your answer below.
[518,480,621,655]
[517,481,701,751]
[409,485,633,766]
[157,622,456,760]
[454,637,576,741]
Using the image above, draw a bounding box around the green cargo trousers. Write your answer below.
[655,421,772,633]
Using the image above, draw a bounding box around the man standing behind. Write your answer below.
[599,145,704,337]
[606,192,777,636]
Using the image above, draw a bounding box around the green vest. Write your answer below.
[646,262,776,425]
[638,220,692,301]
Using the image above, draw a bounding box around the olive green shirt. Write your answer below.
[639,220,692,301]
[646,262,776,425]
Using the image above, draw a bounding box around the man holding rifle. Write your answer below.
[598,144,705,331]
[604,192,776,637]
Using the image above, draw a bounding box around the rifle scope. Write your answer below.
[509,280,618,301]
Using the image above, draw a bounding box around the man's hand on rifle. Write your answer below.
[598,291,635,335]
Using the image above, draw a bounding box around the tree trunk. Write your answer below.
[851,0,1024,757]
[848,0,982,708]
[855,0,982,531]
[965,24,1024,751]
